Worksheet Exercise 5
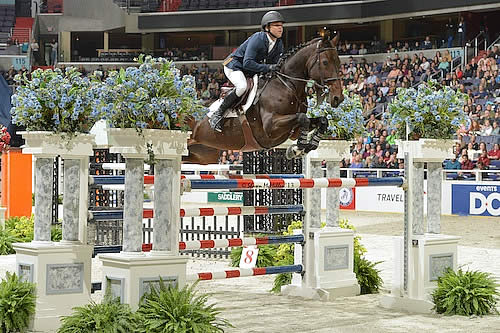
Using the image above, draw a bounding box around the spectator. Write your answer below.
[444,157,461,169]
[457,16,466,47]
[350,155,364,168]
[480,119,493,136]
[50,39,58,66]
[461,154,474,170]
[386,154,397,168]
[491,121,500,135]
[423,36,432,49]
[477,151,490,168]
[445,18,454,48]
[488,143,500,160]
[359,43,368,55]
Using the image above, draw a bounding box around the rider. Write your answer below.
[209,11,285,132]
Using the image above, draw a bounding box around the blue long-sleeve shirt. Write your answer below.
[226,31,283,76]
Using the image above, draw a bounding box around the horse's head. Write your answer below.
[306,33,343,107]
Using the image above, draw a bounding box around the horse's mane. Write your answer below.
[277,37,321,69]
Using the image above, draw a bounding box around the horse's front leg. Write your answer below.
[305,116,328,153]
[284,113,311,160]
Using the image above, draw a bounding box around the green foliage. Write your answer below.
[432,268,500,316]
[354,254,383,294]
[0,272,36,333]
[230,243,277,268]
[58,296,139,333]
[51,225,63,242]
[136,280,232,333]
[271,221,303,293]
[5,215,34,243]
[0,228,20,255]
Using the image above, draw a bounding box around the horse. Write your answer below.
[184,33,343,164]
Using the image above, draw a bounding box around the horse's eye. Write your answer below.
[322,60,328,66]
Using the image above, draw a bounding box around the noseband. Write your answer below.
[275,40,341,93]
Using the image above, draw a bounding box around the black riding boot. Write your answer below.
[209,90,239,133]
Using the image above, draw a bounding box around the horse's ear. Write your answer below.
[331,32,340,47]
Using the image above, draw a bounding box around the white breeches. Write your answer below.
[224,66,247,97]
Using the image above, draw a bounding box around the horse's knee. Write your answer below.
[296,113,310,128]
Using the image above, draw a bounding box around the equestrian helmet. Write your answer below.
[261,11,285,29]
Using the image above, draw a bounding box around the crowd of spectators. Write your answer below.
[5,38,500,172]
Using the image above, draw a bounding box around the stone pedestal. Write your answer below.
[14,242,92,332]
[382,139,459,313]
[381,234,460,313]
[282,227,360,300]
[282,142,359,300]
[99,254,188,310]
[100,128,190,309]
[17,132,96,332]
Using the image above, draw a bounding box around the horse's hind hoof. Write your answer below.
[286,145,303,160]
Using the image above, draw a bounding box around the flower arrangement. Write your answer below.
[306,91,365,140]
[10,67,100,134]
[94,54,205,131]
[384,80,469,140]
[0,125,10,151]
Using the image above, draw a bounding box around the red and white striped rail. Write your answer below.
[182,177,405,191]
[88,205,304,221]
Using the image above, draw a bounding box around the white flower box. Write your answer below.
[308,140,352,162]
[19,131,95,158]
[106,128,190,159]
[396,139,457,162]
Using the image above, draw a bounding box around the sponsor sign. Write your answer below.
[207,191,243,204]
[339,187,355,210]
[355,186,406,213]
[452,184,500,217]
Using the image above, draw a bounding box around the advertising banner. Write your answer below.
[207,191,243,204]
[451,184,500,217]
[355,186,406,213]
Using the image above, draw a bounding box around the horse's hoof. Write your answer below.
[286,145,303,160]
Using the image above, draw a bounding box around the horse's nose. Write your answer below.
[334,94,344,107]
[333,96,339,107]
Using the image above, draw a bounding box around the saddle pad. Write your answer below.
[207,74,259,119]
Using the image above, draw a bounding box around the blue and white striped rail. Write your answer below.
[181,177,405,191]
[88,205,304,221]
[186,264,304,282]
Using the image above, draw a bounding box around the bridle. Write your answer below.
[275,40,342,95]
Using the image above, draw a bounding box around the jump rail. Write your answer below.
[181,177,405,191]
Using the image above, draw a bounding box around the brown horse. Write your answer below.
[185,33,343,164]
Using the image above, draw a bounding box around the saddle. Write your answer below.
[220,77,255,110]
[208,75,262,151]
